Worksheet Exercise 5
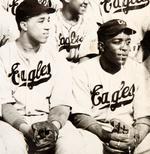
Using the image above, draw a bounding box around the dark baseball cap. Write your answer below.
[97,19,136,41]
[16,0,55,23]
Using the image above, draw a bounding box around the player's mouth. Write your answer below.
[118,54,128,58]
[43,33,49,37]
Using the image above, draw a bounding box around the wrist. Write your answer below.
[19,123,33,138]
[52,121,61,130]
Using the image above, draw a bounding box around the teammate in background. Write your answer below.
[47,0,99,68]
[70,19,150,154]
[140,31,150,74]
[0,2,19,47]
[0,0,76,153]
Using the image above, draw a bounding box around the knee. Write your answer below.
[0,122,27,154]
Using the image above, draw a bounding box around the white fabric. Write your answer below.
[85,0,150,58]
[0,121,27,154]
[0,6,19,46]
[0,41,72,125]
[72,56,150,127]
[47,9,99,63]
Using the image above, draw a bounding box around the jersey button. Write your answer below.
[28,111,31,114]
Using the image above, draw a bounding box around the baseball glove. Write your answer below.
[31,121,59,153]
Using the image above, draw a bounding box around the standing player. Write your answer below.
[47,0,99,67]
[70,19,150,154]
[0,0,76,153]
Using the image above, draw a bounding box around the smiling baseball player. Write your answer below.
[47,0,99,67]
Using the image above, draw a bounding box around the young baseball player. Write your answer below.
[70,19,150,154]
[0,0,80,153]
[47,0,99,67]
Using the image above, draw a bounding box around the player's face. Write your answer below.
[26,13,50,44]
[69,0,89,15]
[103,32,131,67]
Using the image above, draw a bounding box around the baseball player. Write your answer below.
[84,0,150,61]
[70,19,150,154]
[47,0,99,67]
[0,0,77,153]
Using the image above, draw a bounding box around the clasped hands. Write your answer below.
[102,119,139,154]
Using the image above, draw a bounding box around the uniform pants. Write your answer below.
[56,121,150,154]
[1,120,150,154]
[0,121,27,154]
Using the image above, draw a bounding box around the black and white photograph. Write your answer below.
[0,0,150,153]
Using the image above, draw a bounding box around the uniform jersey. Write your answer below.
[72,56,150,127]
[0,0,62,15]
[47,9,99,64]
[0,6,19,46]
[0,41,72,124]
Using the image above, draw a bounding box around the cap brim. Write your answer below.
[123,27,136,35]
[31,6,55,17]
[104,26,136,36]
[45,7,55,14]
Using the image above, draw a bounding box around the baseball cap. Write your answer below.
[16,0,55,23]
[97,19,136,41]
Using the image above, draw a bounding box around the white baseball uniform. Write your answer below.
[72,56,150,127]
[0,41,72,125]
[0,6,19,46]
[47,9,99,64]
[0,41,104,154]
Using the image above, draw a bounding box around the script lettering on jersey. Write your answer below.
[8,61,51,90]
[91,81,135,111]
[100,0,149,14]
[58,31,84,52]
[38,0,51,7]
[9,0,51,15]
[9,0,22,15]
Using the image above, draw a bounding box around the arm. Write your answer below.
[2,103,27,130]
[70,113,111,143]
[2,103,33,139]
[48,105,71,129]
[132,117,150,146]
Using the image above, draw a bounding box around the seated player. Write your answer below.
[70,19,150,154]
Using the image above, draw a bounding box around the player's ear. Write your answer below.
[98,41,104,52]
[20,21,28,31]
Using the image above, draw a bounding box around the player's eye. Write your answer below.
[48,17,50,22]
[112,40,122,45]
[126,40,131,45]
[38,19,45,23]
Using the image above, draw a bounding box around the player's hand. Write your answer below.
[19,123,34,141]
[31,121,59,153]
[110,118,131,134]
[103,118,138,154]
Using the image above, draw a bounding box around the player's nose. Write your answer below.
[120,42,129,52]
[44,22,50,31]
